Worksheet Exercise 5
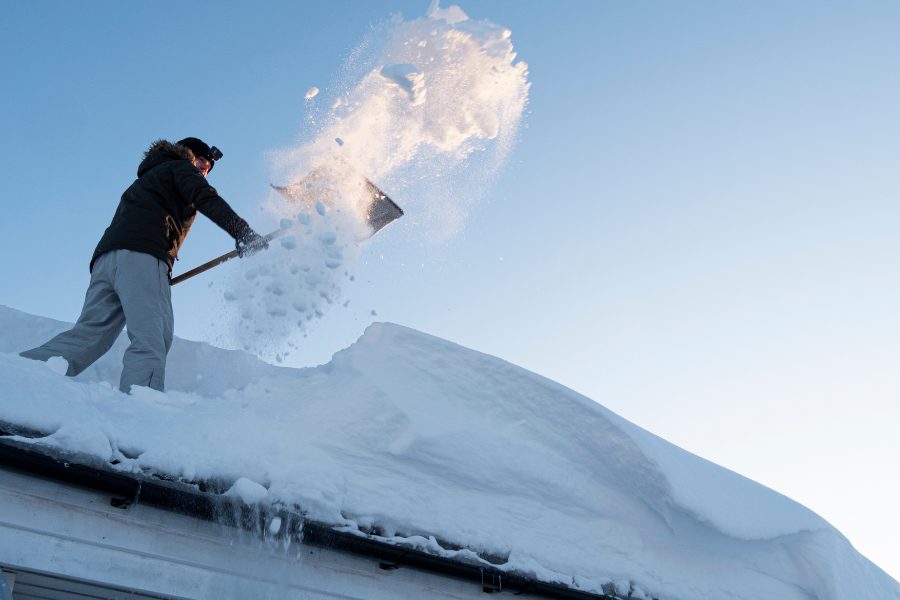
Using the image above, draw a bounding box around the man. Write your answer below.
[20,137,267,393]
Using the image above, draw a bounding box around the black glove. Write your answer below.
[236,231,269,258]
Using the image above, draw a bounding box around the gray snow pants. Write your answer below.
[20,249,174,393]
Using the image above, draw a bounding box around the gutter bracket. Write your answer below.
[481,569,503,593]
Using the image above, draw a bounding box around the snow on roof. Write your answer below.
[0,305,897,600]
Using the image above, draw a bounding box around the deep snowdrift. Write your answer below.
[0,305,896,600]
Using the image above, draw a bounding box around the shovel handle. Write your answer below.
[170,228,287,286]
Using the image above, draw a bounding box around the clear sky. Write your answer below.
[2,0,898,581]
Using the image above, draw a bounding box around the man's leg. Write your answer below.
[115,250,173,393]
[19,252,125,376]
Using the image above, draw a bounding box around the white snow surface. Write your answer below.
[1,305,897,600]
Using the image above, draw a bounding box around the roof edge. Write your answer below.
[0,429,625,600]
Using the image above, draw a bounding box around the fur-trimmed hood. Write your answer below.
[137,139,196,177]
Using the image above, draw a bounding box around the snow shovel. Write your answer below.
[269,163,403,237]
[170,177,402,286]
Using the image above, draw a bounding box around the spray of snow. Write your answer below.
[222,202,359,362]
[278,0,530,226]
[221,2,530,360]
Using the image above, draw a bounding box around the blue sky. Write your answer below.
[2,0,898,579]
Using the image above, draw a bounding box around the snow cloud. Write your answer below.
[221,2,530,361]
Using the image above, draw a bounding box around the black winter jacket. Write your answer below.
[91,140,254,274]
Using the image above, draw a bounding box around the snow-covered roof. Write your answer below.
[0,305,897,600]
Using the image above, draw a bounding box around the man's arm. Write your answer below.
[172,161,256,242]
[171,161,268,256]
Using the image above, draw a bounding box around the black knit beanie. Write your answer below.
[176,137,220,172]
